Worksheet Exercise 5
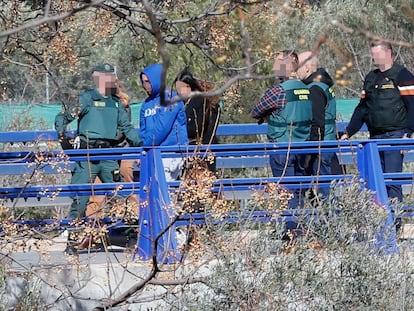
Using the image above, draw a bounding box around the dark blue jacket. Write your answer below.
[139,64,189,146]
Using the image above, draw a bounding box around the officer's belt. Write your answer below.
[370,128,404,136]
[268,120,312,127]
[80,139,114,149]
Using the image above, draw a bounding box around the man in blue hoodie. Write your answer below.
[139,63,189,180]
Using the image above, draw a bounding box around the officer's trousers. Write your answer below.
[371,130,404,202]
[269,153,306,209]
[308,152,334,199]
[269,153,306,232]
[70,160,120,218]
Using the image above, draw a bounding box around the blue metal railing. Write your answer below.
[1,123,414,261]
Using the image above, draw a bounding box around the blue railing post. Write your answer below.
[137,148,181,263]
[357,141,398,254]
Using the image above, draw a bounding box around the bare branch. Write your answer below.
[343,34,366,81]
[169,71,277,105]
[44,0,52,17]
[142,0,170,106]
[97,2,153,34]
[97,214,182,309]
[0,0,107,38]
[330,19,414,49]
[164,2,237,25]
[148,276,206,286]
[1,55,37,69]
[237,7,253,73]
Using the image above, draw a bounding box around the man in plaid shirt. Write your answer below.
[251,50,312,210]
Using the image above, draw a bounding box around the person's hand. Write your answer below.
[73,136,81,149]
[58,133,73,150]
[258,115,269,125]
[340,133,349,140]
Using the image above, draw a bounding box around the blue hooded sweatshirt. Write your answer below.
[139,64,189,146]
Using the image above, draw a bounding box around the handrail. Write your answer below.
[1,125,414,261]
[0,121,371,144]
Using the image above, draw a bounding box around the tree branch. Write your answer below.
[330,18,414,48]
[0,0,106,38]
[142,0,170,106]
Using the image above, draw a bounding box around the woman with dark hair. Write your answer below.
[175,70,220,143]
[175,69,220,172]
[175,70,221,252]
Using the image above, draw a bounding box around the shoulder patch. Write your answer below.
[93,101,106,107]
[382,83,395,89]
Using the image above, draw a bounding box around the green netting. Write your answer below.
[335,98,359,121]
[0,99,358,131]
[0,102,143,131]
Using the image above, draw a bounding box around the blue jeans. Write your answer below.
[269,153,306,209]
[371,130,404,202]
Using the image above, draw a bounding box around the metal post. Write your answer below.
[45,71,49,105]
[137,148,181,263]
[358,141,398,254]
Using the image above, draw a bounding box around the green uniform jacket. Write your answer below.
[55,89,141,146]
[268,79,312,142]
[307,81,337,140]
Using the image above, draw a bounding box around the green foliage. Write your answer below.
[2,0,414,124]
[14,206,53,220]
[4,111,48,132]
[168,179,414,310]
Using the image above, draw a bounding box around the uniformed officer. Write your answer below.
[341,42,414,202]
[55,63,142,218]
[251,50,312,209]
[297,51,337,199]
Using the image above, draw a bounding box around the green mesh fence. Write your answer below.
[0,102,143,131]
[0,99,358,131]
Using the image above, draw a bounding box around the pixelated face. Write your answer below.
[296,52,313,80]
[141,74,152,95]
[371,45,392,68]
[175,80,191,97]
[273,53,295,78]
[296,63,308,80]
[92,72,117,95]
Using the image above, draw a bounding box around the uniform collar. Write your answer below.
[90,89,108,100]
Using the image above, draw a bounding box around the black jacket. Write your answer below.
[347,64,414,137]
[185,96,219,145]
[302,68,335,141]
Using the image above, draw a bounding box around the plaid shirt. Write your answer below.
[251,85,287,119]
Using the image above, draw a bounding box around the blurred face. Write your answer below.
[297,51,315,80]
[175,80,191,97]
[371,45,393,70]
[92,71,117,96]
[296,63,308,80]
[141,73,152,95]
[273,52,295,78]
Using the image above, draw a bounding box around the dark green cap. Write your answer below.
[91,63,115,74]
